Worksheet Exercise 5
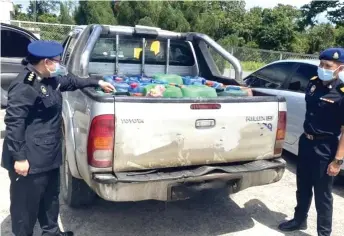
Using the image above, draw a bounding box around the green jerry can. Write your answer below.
[180,85,217,98]
[163,85,183,98]
[152,73,184,85]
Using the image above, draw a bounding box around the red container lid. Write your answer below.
[130,83,138,88]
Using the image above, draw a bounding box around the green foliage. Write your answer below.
[37,13,59,23]
[59,2,75,25]
[74,1,116,25]
[335,26,344,47]
[27,0,59,22]
[307,24,336,54]
[11,0,344,54]
[13,4,30,21]
[241,61,265,71]
[255,5,300,51]
[137,17,155,27]
[299,1,342,28]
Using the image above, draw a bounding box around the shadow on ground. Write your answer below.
[282,151,344,197]
[1,192,314,236]
[244,199,312,236]
[58,193,255,236]
[2,193,254,236]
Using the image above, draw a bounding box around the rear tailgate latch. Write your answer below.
[195,119,216,129]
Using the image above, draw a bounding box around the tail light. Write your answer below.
[87,114,115,168]
[274,111,286,156]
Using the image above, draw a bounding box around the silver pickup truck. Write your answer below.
[9,24,285,207]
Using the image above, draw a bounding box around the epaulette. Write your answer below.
[337,84,344,94]
[23,71,36,85]
[310,76,318,81]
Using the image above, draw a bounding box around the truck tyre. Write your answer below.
[60,125,96,208]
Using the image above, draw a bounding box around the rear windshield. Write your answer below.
[90,35,195,66]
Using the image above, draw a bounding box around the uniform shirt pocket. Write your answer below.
[41,95,58,108]
[28,135,62,170]
[33,135,59,145]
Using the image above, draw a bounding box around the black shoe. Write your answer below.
[58,232,74,236]
[278,219,307,231]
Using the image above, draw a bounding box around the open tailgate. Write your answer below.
[113,97,283,172]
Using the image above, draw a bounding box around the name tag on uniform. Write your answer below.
[320,97,334,103]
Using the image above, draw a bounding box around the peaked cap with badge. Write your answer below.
[23,41,64,86]
[319,47,344,63]
[28,40,64,59]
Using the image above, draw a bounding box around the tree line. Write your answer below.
[13,0,344,55]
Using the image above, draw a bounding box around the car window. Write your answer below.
[288,63,318,93]
[245,62,296,89]
[1,29,32,58]
[90,36,195,66]
[62,36,78,65]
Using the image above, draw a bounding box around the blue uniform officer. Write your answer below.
[278,48,344,236]
[1,40,114,236]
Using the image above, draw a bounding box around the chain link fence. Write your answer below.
[7,20,76,42]
[229,46,318,63]
[211,46,318,76]
[4,20,319,74]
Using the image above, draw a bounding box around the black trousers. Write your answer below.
[294,133,337,236]
[9,168,61,236]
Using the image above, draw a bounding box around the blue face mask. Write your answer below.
[47,61,68,77]
[317,67,335,81]
[339,71,344,83]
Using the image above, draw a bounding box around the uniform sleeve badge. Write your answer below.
[310,85,316,93]
[40,85,47,95]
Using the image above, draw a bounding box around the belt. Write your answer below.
[304,132,334,140]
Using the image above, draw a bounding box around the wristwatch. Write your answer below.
[334,157,344,165]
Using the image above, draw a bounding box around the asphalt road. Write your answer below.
[0,140,344,236]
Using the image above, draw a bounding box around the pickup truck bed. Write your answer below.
[58,24,287,207]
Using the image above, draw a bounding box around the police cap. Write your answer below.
[319,48,344,63]
[28,40,63,59]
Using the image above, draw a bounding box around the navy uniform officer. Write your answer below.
[1,40,115,236]
[278,48,344,236]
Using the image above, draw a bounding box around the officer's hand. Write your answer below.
[14,160,30,176]
[327,161,341,177]
[98,80,116,93]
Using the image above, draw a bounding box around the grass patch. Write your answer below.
[225,61,265,72]
[240,61,265,71]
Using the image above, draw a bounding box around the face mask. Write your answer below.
[317,67,335,81]
[46,60,68,77]
[339,71,344,83]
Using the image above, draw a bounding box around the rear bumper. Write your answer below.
[90,158,286,202]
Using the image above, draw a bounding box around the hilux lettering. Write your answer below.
[246,116,273,122]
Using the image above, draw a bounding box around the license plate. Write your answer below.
[195,119,216,129]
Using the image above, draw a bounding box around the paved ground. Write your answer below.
[0,137,343,236]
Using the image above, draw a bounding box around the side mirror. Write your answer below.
[288,81,301,91]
